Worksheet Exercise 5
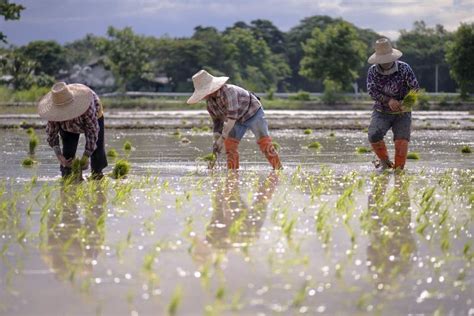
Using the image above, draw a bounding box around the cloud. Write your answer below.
[2,0,472,45]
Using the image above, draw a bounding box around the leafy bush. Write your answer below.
[321,79,343,105]
[289,90,311,101]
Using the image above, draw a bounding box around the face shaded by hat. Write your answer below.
[368,38,403,64]
[187,70,229,104]
[38,82,93,122]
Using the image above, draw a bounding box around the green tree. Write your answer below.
[191,26,229,74]
[20,40,67,77]
[0,51,36,89]
[397,21,455,92]
[64,34,107,67]
[223,28,290,91]
[100,26,153,91]
[445,23,474,97]
[300,21,367,90]
[0,0,25,43]
[250,19,287,55]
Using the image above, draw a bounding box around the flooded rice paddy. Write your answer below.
[0,127,473,315]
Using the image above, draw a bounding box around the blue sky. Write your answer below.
[1,0,473,45]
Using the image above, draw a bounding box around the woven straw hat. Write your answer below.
[187,70,229,104]
[38,82,93,122]
[368,38,403,64]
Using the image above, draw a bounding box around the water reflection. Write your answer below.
[40,185,106,283]
[366,174,416,290]
[192,171,279,262]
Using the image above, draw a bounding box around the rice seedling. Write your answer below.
[461,145,471,153]
[21,157,35,167]
[112,160,131,179]
[407,152,420,160]
[199,153,217,162]
[402,90,418,111]
[272,141,281,151]
[107,148,118,158]
[355,146,371,154]
[303,128,312,135]
[307,141,321,150]
[123,140,132,151]
[329,132,335,137]
[180,137,191,144]
[26,127,35,135]
[29,135,39,155]
[167,286,183,315]
[291,281,309,307]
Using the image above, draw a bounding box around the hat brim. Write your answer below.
[368,49,403,64]
[38,84,93,122]
[187,77,229,104]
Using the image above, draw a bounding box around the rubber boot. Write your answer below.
[224,137,240,169]
[257,136,282,170]
[371,140,393,170]
[394,139,409,170]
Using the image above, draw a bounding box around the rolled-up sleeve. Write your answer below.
[46,121,62,156]
[367,67,390,104]
[81,105,99,157]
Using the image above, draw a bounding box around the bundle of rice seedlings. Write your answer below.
[355,146,371,154]
[303,129,312,135]
[29,135,39,155]
[461,145,472,153]
[402,90,418,111]
[123,141,132,151]
[407,152,420,160]
[107,148,118,158]
[308,141,321,149]
[112,159,131,179]
[21,157,35,167]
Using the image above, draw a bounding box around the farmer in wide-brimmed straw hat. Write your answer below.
[367,38,420,171]
[187,70,282,170]
[38,82,107,179]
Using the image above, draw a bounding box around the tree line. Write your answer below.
[1,8,473,97]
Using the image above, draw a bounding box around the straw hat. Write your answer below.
[368,38,403,64]
[187,70,229,104]
[38,82,93,122]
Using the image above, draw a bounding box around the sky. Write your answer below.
[1,0,473,45]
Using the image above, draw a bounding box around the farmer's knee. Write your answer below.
[368,128,385,143]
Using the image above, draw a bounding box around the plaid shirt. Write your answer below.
[367,61,420,112]
[206,84,262,133]
[46,91,103,157]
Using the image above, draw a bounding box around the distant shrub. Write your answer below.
[290,90,311,101]
[321,79,343,105]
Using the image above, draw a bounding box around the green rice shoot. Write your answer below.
[407,152,420,160]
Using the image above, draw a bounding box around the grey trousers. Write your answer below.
[368,110,411,143]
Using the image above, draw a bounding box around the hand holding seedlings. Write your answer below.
[56,154,73,167]
[388,98,402,112]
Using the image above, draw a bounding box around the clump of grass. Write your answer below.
[172,130,181,137]
[355,146,371,154]
[123,141,132,151]
[407,152,420,160]
[107,148,118,158]
[329,132,335,137]
[29,135,39,155]
[180,137,191,144]
[461,145,472,153]
[112,159,131,179]
[307,141,321,150]
[26,127,35,135]
[402,90,418,111]
[303,128,312,135]
[21,157,35,167]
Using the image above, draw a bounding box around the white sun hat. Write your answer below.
[38,82,93,122]
[187,70,229,104]
[368,38,403,64]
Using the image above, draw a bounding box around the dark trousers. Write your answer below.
[60,116,108,177]
[368,111,412,143]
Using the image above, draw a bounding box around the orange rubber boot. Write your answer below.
[257,136,282,170]
[371,140,389,161]
[224,137,240,169]
[394,139,409,170]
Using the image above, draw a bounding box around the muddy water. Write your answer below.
[0,128,473,315]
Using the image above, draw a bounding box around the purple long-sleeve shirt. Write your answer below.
[367,61,420,112]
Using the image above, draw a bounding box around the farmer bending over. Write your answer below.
[38,82,107,179]
[367,38,419,171]
[187,70,282,170]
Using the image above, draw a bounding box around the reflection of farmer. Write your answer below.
[192,171,279,262]
[366,174,415,288]
[38,82,107,179]
[367,39,420,171]
[187,70,282,170]
[41,188,106,281]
